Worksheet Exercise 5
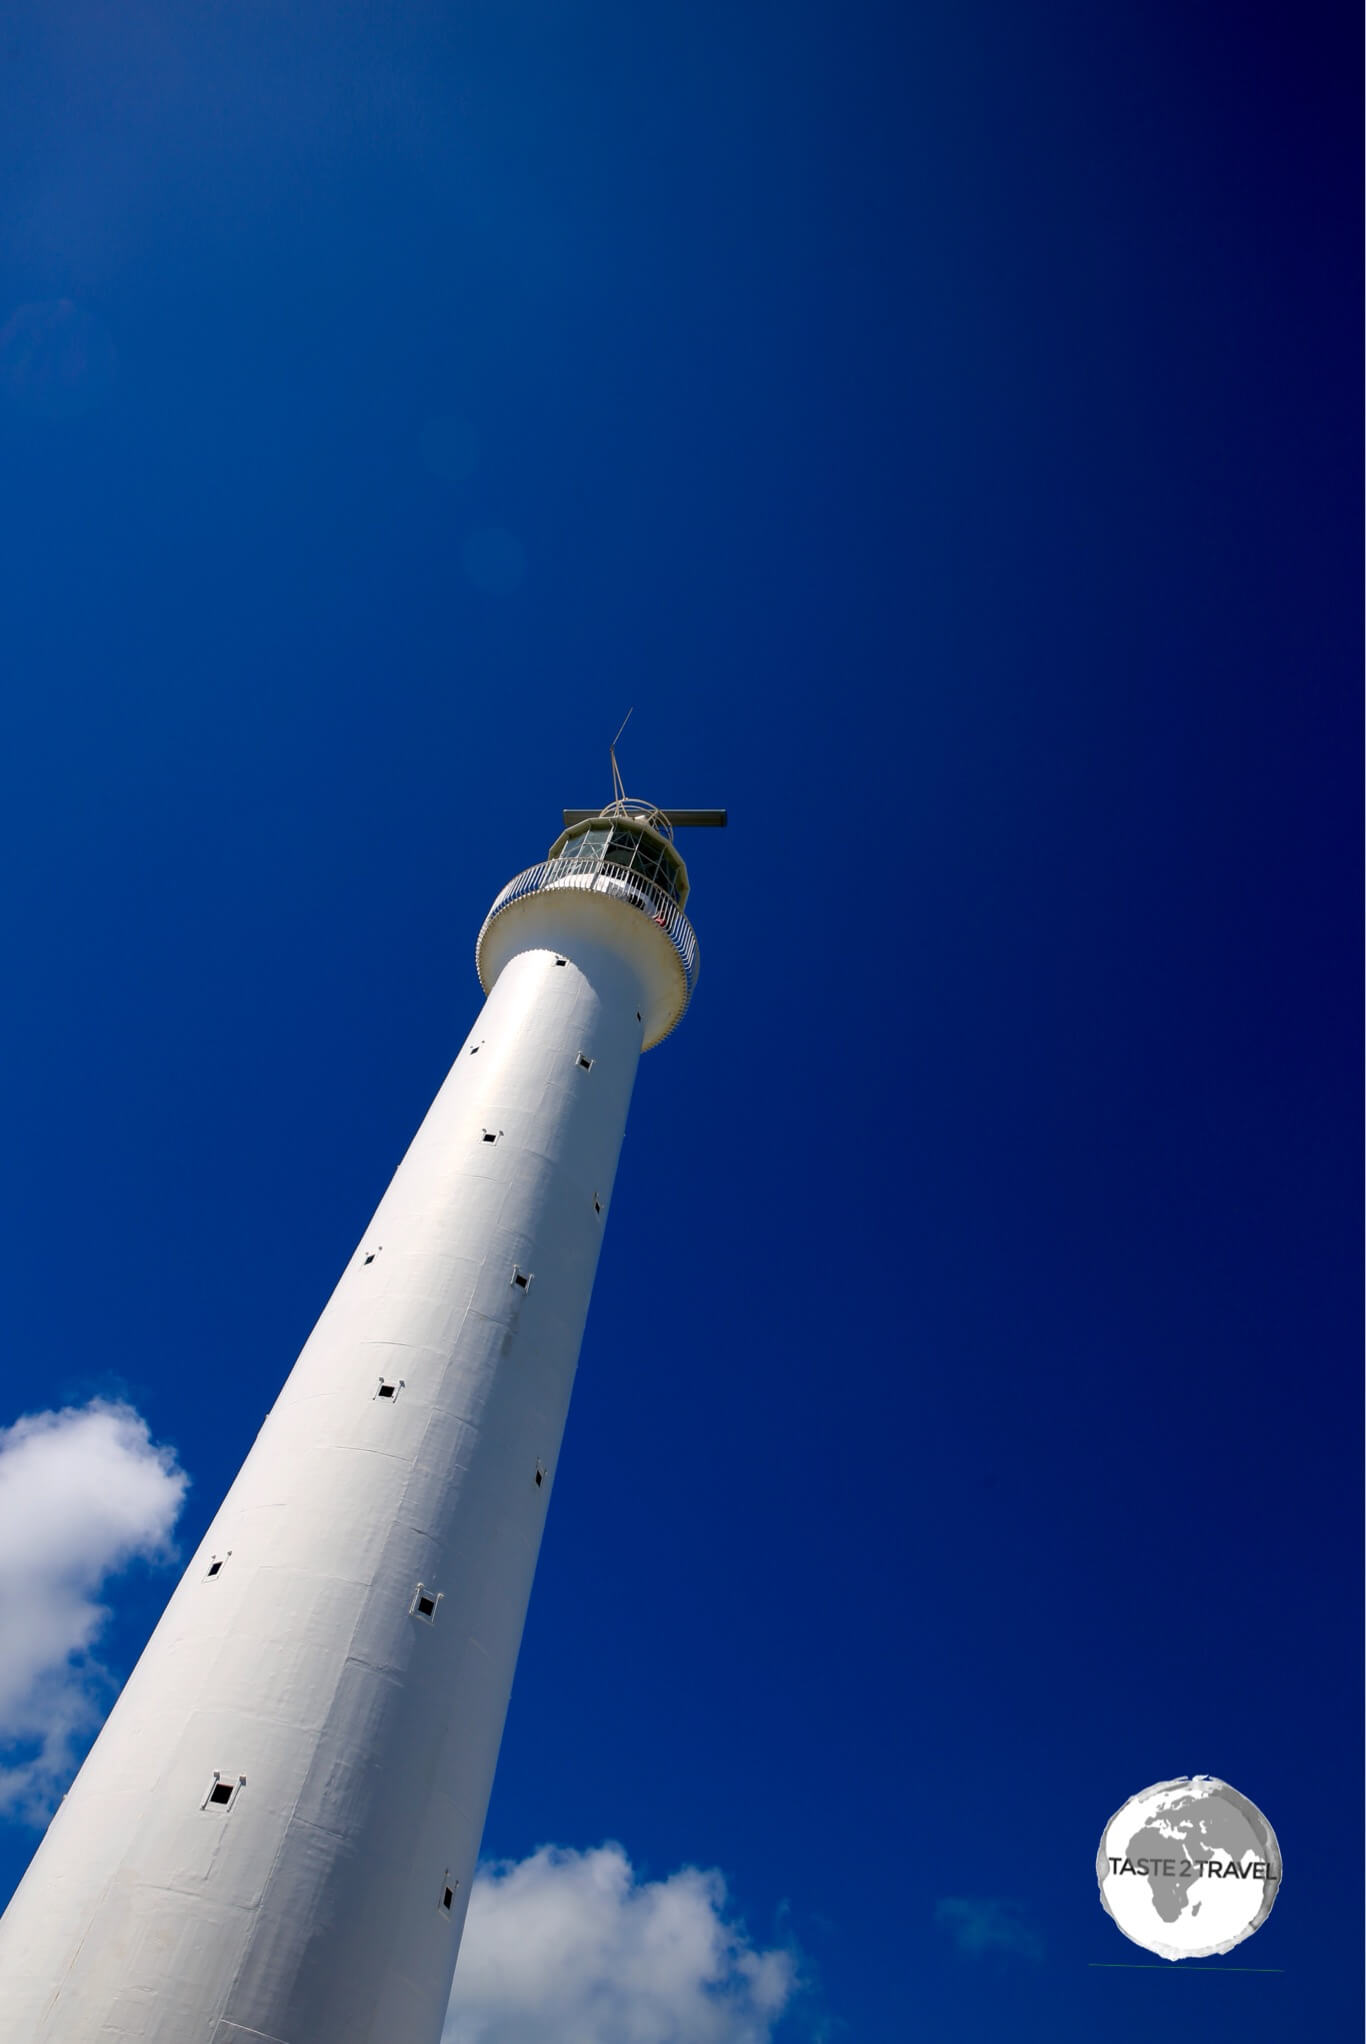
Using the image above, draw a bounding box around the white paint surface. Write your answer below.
[0,863,693,2044]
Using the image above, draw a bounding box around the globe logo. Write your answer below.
[1096,1776,1282,1960]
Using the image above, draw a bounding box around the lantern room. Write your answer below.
[546,801,691,909]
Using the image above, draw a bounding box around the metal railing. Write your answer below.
[583,797,675,841]
[477,857,699,1007]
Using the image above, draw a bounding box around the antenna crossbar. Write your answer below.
[561,808,727,829]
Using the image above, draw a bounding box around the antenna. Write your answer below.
[564,707,726,831]
[609,709,632,809]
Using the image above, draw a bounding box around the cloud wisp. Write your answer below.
[0,1400,187,1823]
[934,1895,1044,1963]
[444,1843,796,2044]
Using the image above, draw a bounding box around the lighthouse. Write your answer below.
[0,784,722,2044]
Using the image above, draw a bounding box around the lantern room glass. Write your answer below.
[551,822,686,904]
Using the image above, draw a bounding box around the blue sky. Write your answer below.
[0,2,1359,2038]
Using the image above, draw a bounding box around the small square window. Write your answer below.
[363,1252,376,1265]
[554,956,567,966]
[376,1379,403,1402]
[481,1130,499,1144]
[378,1383,396,1399]
[534,1461,546,1489]
[206,1557,224,1579]
[441,1875,457,1914]
[577,1053,593,1071]
[469,1043,481,1055]
[204,1775,242,1810]
[411,1584,442,1623]
[511,1268,532,1291]
[593,1196,602,1215]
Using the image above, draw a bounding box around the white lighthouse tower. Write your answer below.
[0,782,722,2044]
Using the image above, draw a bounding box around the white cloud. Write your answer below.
[0,1400,187,1822]
[444,1844,796,2044]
